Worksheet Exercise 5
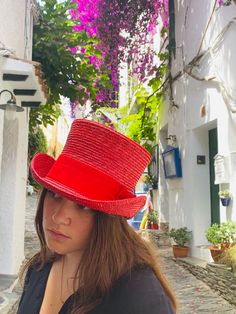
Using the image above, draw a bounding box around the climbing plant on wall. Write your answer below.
[31,0,111,129]
[96,49,169,154]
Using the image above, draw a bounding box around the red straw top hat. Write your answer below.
[31,119,151,218]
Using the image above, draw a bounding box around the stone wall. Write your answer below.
[139,229,171,247]
[176,258,236,306]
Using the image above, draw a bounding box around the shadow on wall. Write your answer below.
[169,188,185,228]
[0,118,18,201]
[0,118,19,265]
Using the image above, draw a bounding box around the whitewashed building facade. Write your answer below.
[0,0,47,275]
[159,0,236,261]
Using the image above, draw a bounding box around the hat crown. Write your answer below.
[62,119,151,191]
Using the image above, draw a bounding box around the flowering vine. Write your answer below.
[70,0,169,105]
[217,0,234,5]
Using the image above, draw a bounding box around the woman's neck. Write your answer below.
[62,251,83,278]
[59,252,83,304]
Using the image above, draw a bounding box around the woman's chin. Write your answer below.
[46,239,67,255]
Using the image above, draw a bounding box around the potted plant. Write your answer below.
[147,211,159,229]
[167,227,192,258]
[205,221,236,262]
[218,189,232,207]
[218,245,236,277]
[142,174,151,192]
[142,174,158,190]
[205,223,223,262]
[221,221,236,245]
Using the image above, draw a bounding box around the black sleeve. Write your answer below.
[103,267,175,314]
[17,266,33,309]
[17,262,52,314]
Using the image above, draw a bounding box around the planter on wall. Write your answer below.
[172,245,189,258]
[220,198,231,207]
[152,183,158,190]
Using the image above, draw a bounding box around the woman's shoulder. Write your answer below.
[106,266,174,314]
[114,265,165,293]
[25,260,52,279]
[21,260,53,295]
[17,261,53,314]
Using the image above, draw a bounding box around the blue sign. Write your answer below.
[162,145,182,178]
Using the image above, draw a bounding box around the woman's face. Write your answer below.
[42,190,95,256]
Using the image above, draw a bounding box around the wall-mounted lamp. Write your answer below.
[0,89,24,112]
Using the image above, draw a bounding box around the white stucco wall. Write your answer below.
[159,0,236,261]
[43,99,72,158]
[0,0,34,274]
[0,0,33,59]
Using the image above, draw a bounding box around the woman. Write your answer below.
[140,188,154,230]
[18,119,177,314]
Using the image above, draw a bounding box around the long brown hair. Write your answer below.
[21,188,177,313]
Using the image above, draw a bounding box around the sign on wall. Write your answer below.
[162,145,182,179]
[214,154,230,184]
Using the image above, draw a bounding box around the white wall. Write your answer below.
[0,115,28,273]
[43,99,72,158]
[0,0,34,274]
[159,0,236,260]
[0,0,33,59]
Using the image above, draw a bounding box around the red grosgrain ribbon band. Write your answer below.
[46,154,127,200]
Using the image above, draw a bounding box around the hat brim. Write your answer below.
[31,153,146,218]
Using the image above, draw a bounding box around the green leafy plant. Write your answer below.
[167,227,192,247]
[205,221,236,248]
[29,103,61,133]
[33,0,110,106]
[96,85,161,154]
[221,221,236,243]
[219,245,236,277]
[218,190,232,199]
[142,174,156,187]
[94,46,169,155]
[28,128,48,188]
[31,0,111,130]
[147,211,158,224]
[205,223,223,248]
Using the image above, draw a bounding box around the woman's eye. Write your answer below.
[76,203,91,212]
[76,203,86,210]
[47,190,61,200]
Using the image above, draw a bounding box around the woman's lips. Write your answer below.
[47,229,71,240]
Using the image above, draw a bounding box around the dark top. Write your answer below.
[17,262,174,314]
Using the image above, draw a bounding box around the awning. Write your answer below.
[0,55,48,108]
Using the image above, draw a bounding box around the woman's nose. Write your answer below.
[51,200,71,225]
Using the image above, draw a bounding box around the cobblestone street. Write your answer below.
[2,193,236,314]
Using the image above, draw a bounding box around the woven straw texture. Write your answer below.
[62,120,151,192]
[31,119,151,218]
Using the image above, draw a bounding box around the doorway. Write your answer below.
[209,128,220,224]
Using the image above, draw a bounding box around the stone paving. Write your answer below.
[1,193,236,313]
[159,250,236,313]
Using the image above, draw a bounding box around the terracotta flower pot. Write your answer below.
[209,246,224,263]
[172,245,189,258]
[221,242,231,249]
[151,223,159,230]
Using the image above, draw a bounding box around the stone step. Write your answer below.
[177,256,208,268]
[0,274,19,314]
[0,292,19,314]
